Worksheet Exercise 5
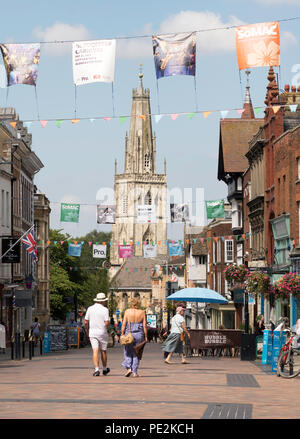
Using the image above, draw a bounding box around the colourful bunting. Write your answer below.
[40,120,48,128]
[171,114,179,121]
[203,111,211,119]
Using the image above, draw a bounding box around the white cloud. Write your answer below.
[117,11,246,59]
[281,31,298,48]
[33,22,92,56]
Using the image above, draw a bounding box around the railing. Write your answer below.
[10,333,43,360]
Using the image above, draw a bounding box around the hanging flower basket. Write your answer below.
[244,271,270,295]
[224,264,249,287]
[273,273,300,299]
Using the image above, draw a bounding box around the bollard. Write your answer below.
[29,336,34,360]
[40,337,43,356]
[11,336,14,360]
[22,335,25,359]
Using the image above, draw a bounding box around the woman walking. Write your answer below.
[121,298,148,377]
[162,306,190,364]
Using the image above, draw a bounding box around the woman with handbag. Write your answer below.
[121,298,148,377]
[162,306,190,364]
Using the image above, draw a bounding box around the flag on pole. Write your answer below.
[22,229,38,262]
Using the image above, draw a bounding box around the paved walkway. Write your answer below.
[0,341,299,419]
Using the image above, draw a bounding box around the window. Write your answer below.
[145,191,152,205]
[218,271,222,293]
[298,157,300,180]
[122,196,128,214]
[225,239,234,262]
[217,239,221,262]
[144,153,150,168]
[213,241,216,263]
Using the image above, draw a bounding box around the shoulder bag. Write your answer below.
[120,320,134,345]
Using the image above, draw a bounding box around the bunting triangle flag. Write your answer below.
[289,105,297,112]
[237,109,245,117]
[272,105,280,114]
[188,113,195,119]
[89,118,96,122]
[120,116,128,125]
[104,117,111,121]
[171,114,179,121]
[139,115,146,121]
[203,111,211,119]
[23,122,32,129]
[40,120,48,128]
[220,110,229,119]
[9,121,17,128]
[155,115,163,123]
[72,119,80,124]
[254,107,263,116]
[56,120,63,128]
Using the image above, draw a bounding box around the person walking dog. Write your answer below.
[84,292,110,377]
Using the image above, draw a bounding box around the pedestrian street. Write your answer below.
[0,341,299,420]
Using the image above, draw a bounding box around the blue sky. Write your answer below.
[0,0,300,239]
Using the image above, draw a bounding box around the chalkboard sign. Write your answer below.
[67,327,80,348]
[47,325,68,351]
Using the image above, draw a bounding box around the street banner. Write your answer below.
[60,203,80,223]
[170,203,189,223]
[143,244,157,258]
[118,244,133,259]
[168,242,183,257]
[205,200,224,219]
[92,244,107,259]
[137,205,156,223]
[152,32,196,79]
[68,242,82,257]
[72,39,116,85]
[0,43,40,86]
[235,21,280,70]
[97,205,116,224]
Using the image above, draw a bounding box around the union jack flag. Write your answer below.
[22,229,38,263]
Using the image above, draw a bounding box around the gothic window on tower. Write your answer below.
[122,196,128,214]
[144,153,150,169]
[145,191,152,205]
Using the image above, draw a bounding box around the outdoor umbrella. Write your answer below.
[166,287,228,304]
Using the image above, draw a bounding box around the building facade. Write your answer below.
[0,108,44,341]
[34,187,51,332]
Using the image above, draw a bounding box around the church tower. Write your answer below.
[111,73,167,265]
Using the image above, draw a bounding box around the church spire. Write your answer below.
[241,70,255,119]
[124,72,156,174]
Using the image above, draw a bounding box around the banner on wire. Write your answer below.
[72,39,116,85]
[68,243,82,257]
[143,244,157,258]
[0,43,40,86]
[205,200,225,219]
[235,21,280,70]
[60,203,80,223]
[118,245,133,259]
[152,32,196,79]
[170,203,189,223]
[168,242,183,257]
[93,244,107,259]
[136,205,156,224]
[97,205,116,224]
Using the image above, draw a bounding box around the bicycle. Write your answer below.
[276,327,300,379]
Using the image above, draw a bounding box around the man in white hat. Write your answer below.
[84,292,110,376]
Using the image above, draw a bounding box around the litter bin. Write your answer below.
[241,333,257,361]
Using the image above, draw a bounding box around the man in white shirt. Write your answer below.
[84,292,110,376]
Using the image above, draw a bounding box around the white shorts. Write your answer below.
[90,336,108,351]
